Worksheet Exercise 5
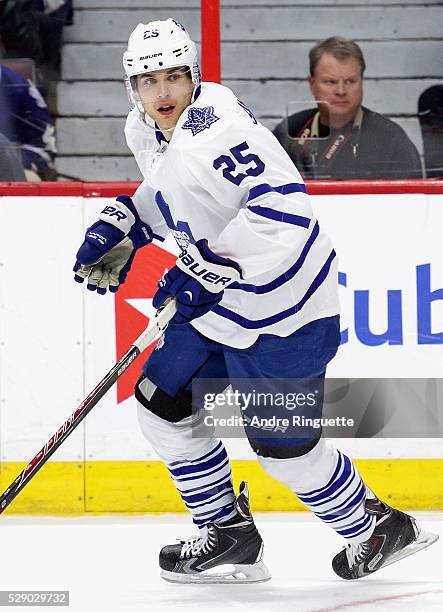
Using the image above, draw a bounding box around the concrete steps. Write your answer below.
[56,1,443,180]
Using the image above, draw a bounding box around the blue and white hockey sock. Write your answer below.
[294,451,375,542]
[137,403,237,532]
[258,440,376,543]
[166,440,237,531]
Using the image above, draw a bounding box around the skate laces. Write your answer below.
[345,540,373,569]
[179,528,217,559]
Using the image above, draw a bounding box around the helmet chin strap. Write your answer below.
[141,112,176,134]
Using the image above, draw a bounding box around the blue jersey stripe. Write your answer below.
[247,182,307,202]
[213,250,336,329]
[230,222,319,295]
[248,205,311,228]
[155,190,175,230]
[154,123,168,145]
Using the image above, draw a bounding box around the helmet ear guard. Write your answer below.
[123,18,201,119]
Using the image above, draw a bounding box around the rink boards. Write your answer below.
[0,181,442,513]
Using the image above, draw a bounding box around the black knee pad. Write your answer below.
[134,375,193,423]
[250,436,321,459]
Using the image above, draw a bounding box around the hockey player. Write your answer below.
[73,19,437,583]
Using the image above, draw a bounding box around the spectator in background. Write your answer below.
[273,37,422,180]
[0,133,26,180]
[418,84,443,179]
[33,1,72,83]
[0,0,71,109]
[0,63,56,180]
[0,1,43,64]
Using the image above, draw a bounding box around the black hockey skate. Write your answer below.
[332,495,438,580]
[159,481,271,584]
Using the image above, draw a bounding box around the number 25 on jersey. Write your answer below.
[213,141,265,186]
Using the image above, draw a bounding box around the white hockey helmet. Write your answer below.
[123,18,200,116]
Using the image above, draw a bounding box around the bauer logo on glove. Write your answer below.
[73,194,153,294]
[178,248,234,289]
[152,239,242,324]
[101,205,129,223]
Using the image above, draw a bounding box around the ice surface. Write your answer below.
[0,512,442,612]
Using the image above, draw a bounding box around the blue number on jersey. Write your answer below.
[213,141,265,186]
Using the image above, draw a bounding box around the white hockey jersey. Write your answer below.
[125,82,340,348]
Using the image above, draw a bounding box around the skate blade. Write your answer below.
[160,560,272,584]
[382,530,439,570]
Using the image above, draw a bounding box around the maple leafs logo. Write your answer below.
[182,106,220,136]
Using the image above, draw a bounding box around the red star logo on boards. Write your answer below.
[114,243,176,404]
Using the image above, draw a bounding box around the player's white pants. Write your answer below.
[259,439,376,544]
[137,402,237,530]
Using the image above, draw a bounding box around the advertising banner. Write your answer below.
[0,187,442,506]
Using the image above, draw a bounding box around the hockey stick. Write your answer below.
[0,298,177,514]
